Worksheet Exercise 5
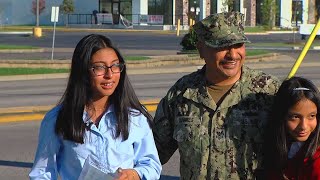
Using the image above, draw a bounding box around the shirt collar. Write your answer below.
[83,104,115,125]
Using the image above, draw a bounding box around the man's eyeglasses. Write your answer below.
[90,63,125,76]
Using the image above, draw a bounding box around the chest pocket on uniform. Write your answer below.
[173,116,196,142]
[172,100,202,153]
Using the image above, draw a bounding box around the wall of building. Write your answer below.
[279,0,315,28]
[0,0,97,26]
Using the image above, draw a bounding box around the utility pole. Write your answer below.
[36,0,39,26]
[33,0,42,37]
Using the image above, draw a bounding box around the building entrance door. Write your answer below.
[112,2,120,24]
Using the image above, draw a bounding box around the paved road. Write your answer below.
[0,31,318,59]
[0,31,182,59]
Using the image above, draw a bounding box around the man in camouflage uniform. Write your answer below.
[153,12,280,179]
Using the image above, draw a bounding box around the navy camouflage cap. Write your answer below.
[193,11,250,48]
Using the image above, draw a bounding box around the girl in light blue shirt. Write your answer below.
[29,34,162,180]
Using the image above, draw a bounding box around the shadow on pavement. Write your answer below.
[0,160,33,168]
[160,175,180,180]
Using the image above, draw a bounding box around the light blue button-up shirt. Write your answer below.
[29,105,162,180]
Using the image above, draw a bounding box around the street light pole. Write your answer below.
[33,0,42,37]
[36,0,39,26]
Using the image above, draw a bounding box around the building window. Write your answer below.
[211,0,217,14]
[225,0,240,12]
[292,0,302,26]
[120,0,132,20]
[148,0,172,24]
[100,0,112,13]
[189,0,200,22]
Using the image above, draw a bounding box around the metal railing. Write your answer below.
[67,13,191,26]
[68,14,95,24]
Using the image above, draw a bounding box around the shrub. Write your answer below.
[180,27,198,51]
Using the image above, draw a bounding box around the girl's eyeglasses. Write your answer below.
[90,63,125,76]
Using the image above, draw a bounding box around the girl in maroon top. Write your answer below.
[265,77,320,180]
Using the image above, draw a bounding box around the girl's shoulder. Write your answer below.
[309,147,320,178]
[313,147,320,161]
[128,108,149,128]
[41,105,62,126]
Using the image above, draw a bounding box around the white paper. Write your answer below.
[78,155,117,180]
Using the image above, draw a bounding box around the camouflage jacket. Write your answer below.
[153,66,280,180]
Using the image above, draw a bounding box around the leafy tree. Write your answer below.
[31,0,45,26]
[222,0,235,12]
[60,0,75,26]
[180,27,198,51]
[261,0,277,30]
[31,0,46,16]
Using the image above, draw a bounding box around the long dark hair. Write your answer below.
[55,34,152,143]
[265,76,320,173]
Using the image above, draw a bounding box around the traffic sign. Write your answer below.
[51,6,59,22]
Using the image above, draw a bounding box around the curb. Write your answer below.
[0,99,160,123]
[0,31,33,35]
[0,48,44,53]
[291,46,320,50]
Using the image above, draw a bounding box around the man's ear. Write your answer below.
[196,41,204,59]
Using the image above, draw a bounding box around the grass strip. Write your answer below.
[125,56,150,61]
[246,49,270,56]
[185,49,271,56]
[0,68,69,76]
[0,50,271,76]
[0,44,38,49]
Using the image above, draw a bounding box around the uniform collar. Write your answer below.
[182,65,249,110]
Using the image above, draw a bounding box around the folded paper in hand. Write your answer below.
[78,154,117,180]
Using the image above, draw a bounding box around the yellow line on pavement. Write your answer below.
[0,105,53,115]
[145,104,158,112]
[0,100,160,123]
[0,114,44,123]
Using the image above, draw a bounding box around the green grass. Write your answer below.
[125,56,150,61]
[183,49,271,56]
[246,49,270,56]
[0,44,38,49]
[248,41,320,47]
[0,50,272,76]
[0,68,69,76]
[244,26,266,33]
[244,26,295,33]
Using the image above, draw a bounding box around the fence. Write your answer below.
[68,14,95,24]
[67,13,191,26]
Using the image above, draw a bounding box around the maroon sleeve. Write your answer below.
[310,149,320,179]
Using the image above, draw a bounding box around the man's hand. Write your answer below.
[114,168,140,180]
